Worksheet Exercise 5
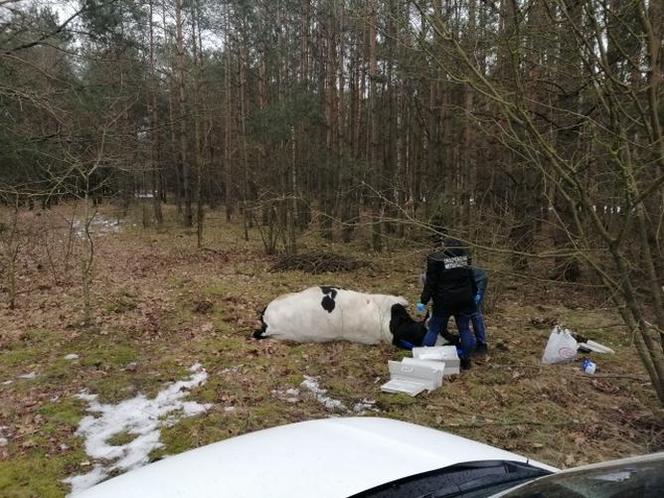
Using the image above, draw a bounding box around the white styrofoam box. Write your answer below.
[411,346,459,376]
[401,357,446,376]
[412,348,444,361]
[380,378,427,397]
[581,340,615,354]
[442,364,460,376]
[387,360,443,391]
[412,346,458,361]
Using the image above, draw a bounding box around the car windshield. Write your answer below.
[351,460,552,498]
[498,454,664,498]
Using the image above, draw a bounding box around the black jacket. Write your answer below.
[420,238,475,313]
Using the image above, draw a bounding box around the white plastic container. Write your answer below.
[380,360,444,396]
[411,346,460,375]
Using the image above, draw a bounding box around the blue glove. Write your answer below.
[398,340,414,350]
[474,294,481,305]
[416,302,425,313]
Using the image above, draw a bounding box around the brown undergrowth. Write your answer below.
[0,204,662,497]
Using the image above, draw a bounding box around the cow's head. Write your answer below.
[389,304,428,348]
[253,307,268,339]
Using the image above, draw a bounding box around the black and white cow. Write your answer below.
[253,286,427,347]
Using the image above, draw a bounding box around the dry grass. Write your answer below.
[0,203,662,497]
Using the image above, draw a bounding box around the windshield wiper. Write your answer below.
[352,460,552,498]
[417,466,549,498]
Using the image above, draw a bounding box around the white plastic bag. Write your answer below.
[541,326,578,364]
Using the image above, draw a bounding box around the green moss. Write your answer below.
[203,280,233,297]
[38,398,84,427]
[87,373,136,403]
[43,359,74,383]
[0,348,38,369]
[192,377,223,404]
[106,431,137,447]
[199,335,246,356]
[19,328,54,346]
[378,392,420,407]
[0,449,86,498]
[79,343,137,369]
[156,412,230,459]
[251,401,294,421]
[325,378,361,399]
[284,373,303,386]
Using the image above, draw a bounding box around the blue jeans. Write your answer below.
[471,304,487,345]
[422,309,476,359]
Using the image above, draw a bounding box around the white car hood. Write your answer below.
[76,417,553,498]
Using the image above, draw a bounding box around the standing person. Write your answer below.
[471,267,489,355]
[416,230,476,369]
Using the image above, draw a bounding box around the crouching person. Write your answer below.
[417,233,476,369]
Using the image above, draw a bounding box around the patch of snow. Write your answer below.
[1,380,13,385]
[276,378,381,416]
[71,215,123,239]
[272,387,301,404]
[18,372,37,380]
[300,376,347,412]
[63,465,108,496]
[64,354,80,361]
[353,399,379,415]
[64,364,212,496]
[224,406,236,413]
[0,437,8,447]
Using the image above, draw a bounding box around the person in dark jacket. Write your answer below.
[417,234,476,368]
[471,267,488,355]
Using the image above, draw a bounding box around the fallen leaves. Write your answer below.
[0,205,660,495]
[590,379,620,394]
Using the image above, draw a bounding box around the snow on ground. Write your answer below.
[2,371,40,384]
[65,466,108,496]
[352,398,379,414]
[297,376,379,415]
[300,376,348,412]
[72,215,123,239]
[64,364,212,496]
[0,426,9,447]
[271,387,302,404]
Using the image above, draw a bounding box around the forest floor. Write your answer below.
[1,204,663,497]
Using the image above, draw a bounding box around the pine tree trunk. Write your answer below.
[176,0,192,227]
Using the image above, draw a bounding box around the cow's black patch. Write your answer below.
[253,307,268,339]
[321,295,336,313]
[320,286,338,298]
[389,304,427,348]
[320,286,339,313]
